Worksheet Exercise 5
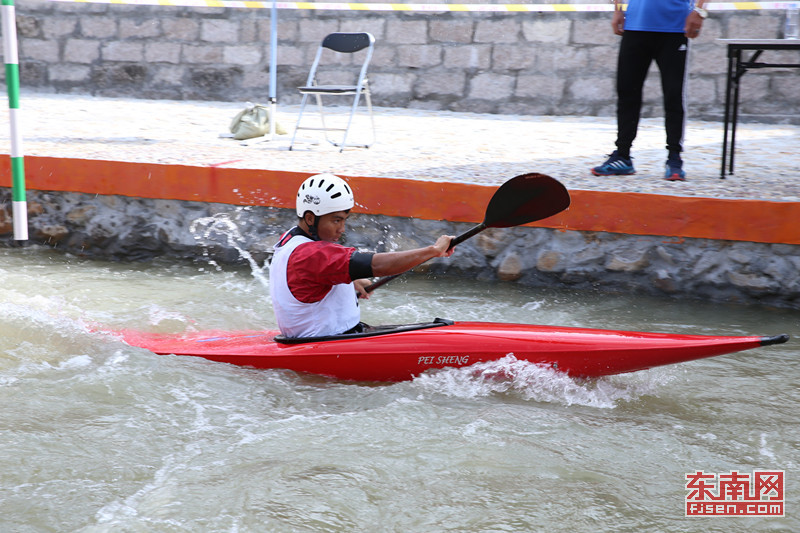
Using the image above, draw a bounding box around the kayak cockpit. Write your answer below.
[273,317,455,344]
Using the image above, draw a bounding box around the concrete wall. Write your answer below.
[3,188,799,310]
[7,1,800,122]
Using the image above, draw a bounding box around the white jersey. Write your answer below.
[269,231,361,338]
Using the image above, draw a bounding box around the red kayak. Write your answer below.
[117,318,789,382]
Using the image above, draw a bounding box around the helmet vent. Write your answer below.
[330,192,342,199]
[325,183,335,192]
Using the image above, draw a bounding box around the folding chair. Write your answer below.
[289,32,376,152]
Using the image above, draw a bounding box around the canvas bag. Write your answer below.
[229,103,286,140]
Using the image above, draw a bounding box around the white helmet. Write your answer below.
[296,173,354,218]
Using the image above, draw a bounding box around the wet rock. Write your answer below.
[35,225,69,244]
[691,250,725,277]
[727,271,778,293]
[536,250,565,272]
[653,269,678,294]
[0,207,12,234]
[498,251,523,281]
[572,246,605,266]
[382,233,423,254]
[66,205,97,224]
[772,243,798,256]
[606,248,650,272]
[728,248,753,264]
[655,245,676,265]
[763,256,791,282]
[249,238,276,266]
[552,229,588,249]
[450,245,488,271]
[475,228,509,257]
[152,200,185,217]
[27,202,45,217]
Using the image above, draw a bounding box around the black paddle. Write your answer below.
[365,173,571,293]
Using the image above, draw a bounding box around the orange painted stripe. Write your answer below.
[558,190,800,245]
[2,155,798,245]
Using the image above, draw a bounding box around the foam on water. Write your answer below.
[143,304,196,330]
[412,354,677,409]
[190,212,269,290]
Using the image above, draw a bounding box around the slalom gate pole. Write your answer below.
[268,0,277,140]
[1,0,27,240]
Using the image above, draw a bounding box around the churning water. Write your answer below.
[1,245,798,532]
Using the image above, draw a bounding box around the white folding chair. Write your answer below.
[289,32,376,152]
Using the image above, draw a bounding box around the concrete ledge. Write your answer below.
[4,155,799,245]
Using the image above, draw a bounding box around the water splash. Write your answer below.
[189,212,269,290]
[412,355,676,409]
[144,304,196,330]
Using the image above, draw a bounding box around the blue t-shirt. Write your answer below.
[625,0,693,33]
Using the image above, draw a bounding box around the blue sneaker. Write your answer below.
[664,155,686,181]
[592,151,635,176]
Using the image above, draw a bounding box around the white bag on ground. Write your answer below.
[229,103,287,140]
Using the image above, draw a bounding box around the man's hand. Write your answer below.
[432,235,456,257]
[612,10,625,36]
[354,278,371,299]
[685,11,704,39]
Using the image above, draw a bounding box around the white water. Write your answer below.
[1,245,798,532]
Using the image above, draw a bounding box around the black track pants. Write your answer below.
[615,30,689,157]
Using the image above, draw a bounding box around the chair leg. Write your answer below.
[289,93,311,151]
[314,93,332,146]
[364,81,376,148]
[338,94,358,152]
[339,80,375,151]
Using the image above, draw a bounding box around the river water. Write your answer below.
[1,245,798,532]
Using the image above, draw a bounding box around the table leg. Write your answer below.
[730,53,742,177]
[721,48,736,179]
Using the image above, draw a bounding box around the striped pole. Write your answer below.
[268,0,277,139]
[2,0,27,241]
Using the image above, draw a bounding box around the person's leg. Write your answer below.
[615,31,654,158]
[656,32,689,157]
[655,32,689,180]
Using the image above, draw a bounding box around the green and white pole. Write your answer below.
[2,0,27,240]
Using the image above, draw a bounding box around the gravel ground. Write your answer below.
[5,92,799,202]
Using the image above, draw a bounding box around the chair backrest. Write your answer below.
[321,32,375,54]
[303,32,375,89]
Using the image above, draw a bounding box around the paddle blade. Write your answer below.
[484,173,570,228]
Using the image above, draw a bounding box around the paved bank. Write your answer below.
[4,93,800,201]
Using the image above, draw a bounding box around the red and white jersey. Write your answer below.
[269,228,370,338]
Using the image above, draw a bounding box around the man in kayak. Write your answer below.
[270,173,456,338]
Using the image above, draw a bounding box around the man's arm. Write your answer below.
[370,235,455,277]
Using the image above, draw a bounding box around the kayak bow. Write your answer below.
[118,319,789,382]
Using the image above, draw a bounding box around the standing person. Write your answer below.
[269,173,455,338]
[591,0,709,181]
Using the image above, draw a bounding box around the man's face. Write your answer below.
[315,210,350,242]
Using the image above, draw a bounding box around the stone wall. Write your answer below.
[4,188,798,310]
[7,1,800,122]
